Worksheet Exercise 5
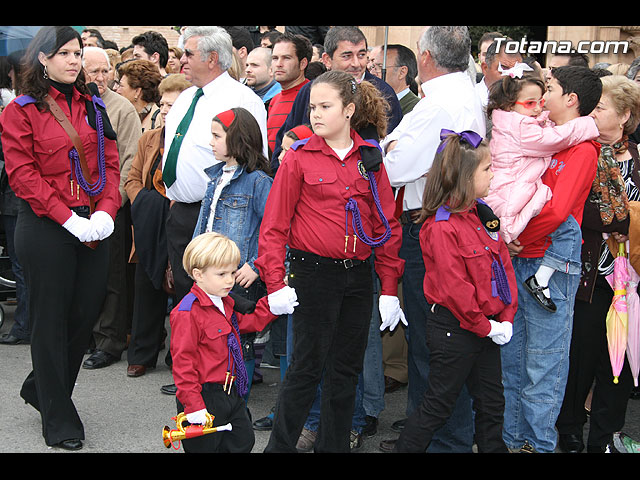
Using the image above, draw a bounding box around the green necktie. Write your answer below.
[163,88,204,188]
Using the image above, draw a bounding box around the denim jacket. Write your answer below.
[193,162,273,274]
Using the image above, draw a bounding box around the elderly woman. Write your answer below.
[116,59,162,131]
[556,74,640,453]
[123,73,192,378]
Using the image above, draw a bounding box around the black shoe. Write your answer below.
[558,433,584,453]
[390,418,406,433]
[523,275,557,313]
[82,350,119,369]
[362,415,378,437]
[160,383,177,395]
[0,334,29,345]
[379,438,397,453]
[252,413,274,431]
[53,438,83,450]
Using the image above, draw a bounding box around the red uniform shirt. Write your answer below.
[170,283,276,413]
[0,87,121,224]
[517,140,600,257]
[420,203,518,338]
[255,131,404,296]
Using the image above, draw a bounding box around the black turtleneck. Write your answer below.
[49,79,74,111]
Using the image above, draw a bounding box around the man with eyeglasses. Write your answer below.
[81,46,142,371]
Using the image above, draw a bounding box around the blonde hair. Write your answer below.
[158,73,192,95]
[183,232,241,279]
[600,74,640,136]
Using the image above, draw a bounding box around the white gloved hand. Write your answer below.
[88,210,114,240]
[186,408,209,425]
[62,211,95,242]
[487,319,513,345]
[267,286,299,315]
[379,295,407,331]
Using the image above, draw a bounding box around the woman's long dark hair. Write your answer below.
[213,107,271,175]
[18,26,88,109]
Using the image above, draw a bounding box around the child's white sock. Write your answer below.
[534,266,555,298]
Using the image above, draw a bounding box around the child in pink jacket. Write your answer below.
[484,62,599,312]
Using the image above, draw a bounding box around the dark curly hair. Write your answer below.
[117,59,162,104]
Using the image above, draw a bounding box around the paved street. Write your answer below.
[1,302,639,454]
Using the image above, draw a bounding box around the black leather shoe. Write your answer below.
[82,350,119,369]
[160,383,177,395]
[379,438,397,453]
[0,334,29,345]
[54,438,83,450]
[523,275,557,313]
[558,433,584,453]
[252,413,274,431]
[391,418,406,433]
[362,415,378,437]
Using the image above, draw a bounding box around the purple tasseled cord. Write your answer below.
[227,313,248,397]
[344,172,392,248]
[491,254,512,305]
[68,96,107,196]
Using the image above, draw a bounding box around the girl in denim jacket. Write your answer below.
[193,107,273,399]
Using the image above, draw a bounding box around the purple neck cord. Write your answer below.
[68,96,107,196]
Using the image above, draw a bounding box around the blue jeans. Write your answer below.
[541,215,582,274]
[2,214,30,340]
[399,221,474,452]
[501,254,580,452]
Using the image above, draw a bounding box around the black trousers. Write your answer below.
[394,304,507,453]
[165,201,201,302]
[15,202,109,445]
[91,203,135,357]
[176,383,255,453]
[265,249,373,453]
[127,262,168,366]
[556,277,634,447]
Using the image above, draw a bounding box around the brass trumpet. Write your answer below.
[163,412,233,449]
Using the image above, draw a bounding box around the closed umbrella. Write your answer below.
[625,241,640,387]
[605,242,630,384]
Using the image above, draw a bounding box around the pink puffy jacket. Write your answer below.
[484,109,599,243]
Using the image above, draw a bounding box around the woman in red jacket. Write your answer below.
[0,26,121,450]
[256,70,405,452]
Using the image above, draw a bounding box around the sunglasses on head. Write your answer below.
[515,98,545,109]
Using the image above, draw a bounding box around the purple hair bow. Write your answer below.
[437,129,483,154]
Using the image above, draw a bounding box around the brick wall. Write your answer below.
[84,26,183,51]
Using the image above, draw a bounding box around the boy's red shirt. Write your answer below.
[516,140,600,257]
[170,283,276,414]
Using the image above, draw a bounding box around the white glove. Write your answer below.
[487,320,513,345]
[62,211,96,242]
[379,295,407,331]
[186,408,209,425]
[88,210,114,240]
[267,286,299,315]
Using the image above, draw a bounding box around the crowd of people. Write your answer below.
[0,24,639,454]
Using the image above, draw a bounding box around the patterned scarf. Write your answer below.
[590,139,630,224]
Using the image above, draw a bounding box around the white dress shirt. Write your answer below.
[162,71,268,204]
[381,71,486,211]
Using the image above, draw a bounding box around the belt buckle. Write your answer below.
[343,259,354,269]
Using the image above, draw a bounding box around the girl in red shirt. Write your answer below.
[394,130,517,453]
[257,70,404,452]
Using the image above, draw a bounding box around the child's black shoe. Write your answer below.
[523,275,557,313]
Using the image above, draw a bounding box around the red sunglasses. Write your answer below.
[516,98,545,109]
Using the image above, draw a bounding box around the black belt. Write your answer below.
[71,205,91,218]
[429,302,496,320]
[288,248,367,269]
[399,209,423,225]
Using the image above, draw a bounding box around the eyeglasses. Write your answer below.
[515,98,545,109]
